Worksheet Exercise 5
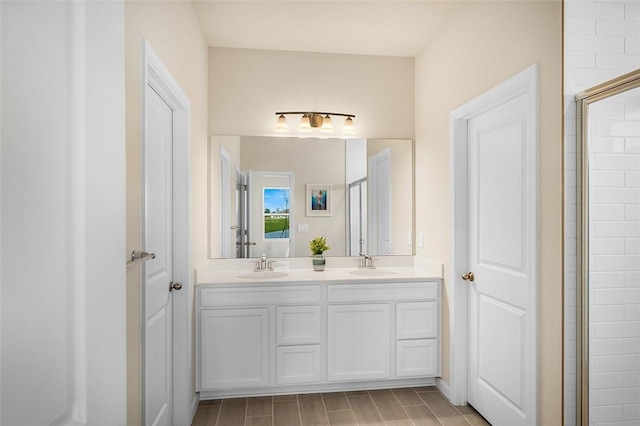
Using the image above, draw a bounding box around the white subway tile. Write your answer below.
[595,119,640,137]
[625,103,640,120]
[594,153,640,170]
[626,271,640,287]
[623,404,640,421]
[625,305,640,320]
[591,237,626,254]
[595,222,640,238]
[593,101,626,119]
[627,171,640,187]
[566,1,625,20]
[566,34,625,53]
[627,37,640,54]
[592,386,640,405]
[593,187,624,203]
[590,404,624,422]
[597,19,640,38]
[596,51,640,70]
[627,4,640,21]
[591,305,625,322]
[626,238,640,254]
[624,337,640,353]
[624,371,640,387]
[569,16,597,35]
[591,288,640,305]
[590,204,625,221]
[596,254,640,271]
[624,187,640,203]
[626,205,640,220]
[626,138,640,153]
[591,271,625,288]
[592,170,626,185]
[590,137,626,153]
[592,320,640,337]
[590,372,625,390]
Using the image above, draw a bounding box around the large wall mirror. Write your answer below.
[209,135,414,259]
[576,70,640,425]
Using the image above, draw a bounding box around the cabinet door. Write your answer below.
[276,306,321,345]
[199,308,269,390]
[276,345,321,384]
[327,304,390,381]
[396,301,438,340]
[396,339,438,377]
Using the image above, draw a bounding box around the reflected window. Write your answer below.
[263,188,290,239]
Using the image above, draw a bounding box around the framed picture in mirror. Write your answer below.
[306,184,332,217]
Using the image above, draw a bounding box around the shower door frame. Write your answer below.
[575,68,640,426]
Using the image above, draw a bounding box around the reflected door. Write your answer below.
[368,148,391,255]
[348,179,367,256]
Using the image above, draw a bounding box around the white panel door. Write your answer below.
[368,149,391,255]
[143,85,174,426]
[467,92,535,425]
[327,304,390,381]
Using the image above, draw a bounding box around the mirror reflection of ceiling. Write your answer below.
[192,1,462,57]
[210,136,414,259]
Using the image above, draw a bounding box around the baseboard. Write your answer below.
[190,393,200,425]
[436,378,451,401]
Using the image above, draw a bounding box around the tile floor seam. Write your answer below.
[243,398,249,426]
[342,392,358,425]
[214,400,222,426]
[296,394,303,426]
[365,390,389,424]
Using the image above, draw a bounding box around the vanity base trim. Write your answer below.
[198,377,437,400]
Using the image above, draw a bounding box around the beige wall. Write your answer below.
[414,1,562,422]
[125,2,209,424]
[208,47,415,139]
[240,137,347,258]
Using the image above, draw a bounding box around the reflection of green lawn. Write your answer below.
[265,216,289,234]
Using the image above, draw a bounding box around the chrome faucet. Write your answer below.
[254,254,273,272]
[358,253,376,269]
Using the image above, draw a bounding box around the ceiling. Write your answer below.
[191,1,463,57]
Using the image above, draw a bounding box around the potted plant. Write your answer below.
[309,236,330,271]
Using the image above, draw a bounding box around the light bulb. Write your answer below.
[275,114,289,133]
[320,115,333,133]
[299,114,312,132]
[343,117,355,134]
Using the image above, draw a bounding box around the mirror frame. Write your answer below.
[575,68,640,426]
[208,135,416,259]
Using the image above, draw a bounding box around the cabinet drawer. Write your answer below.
[277,306,321,345]
[200,285,320,307]
[396,302,438,340]
[276,345,321,384]
[328,282,438,303]
[396,339,438,377]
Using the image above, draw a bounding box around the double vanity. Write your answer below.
[195,256,443,399]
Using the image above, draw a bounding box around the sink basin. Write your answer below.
[237,271,289,280]
[349,269,398,277]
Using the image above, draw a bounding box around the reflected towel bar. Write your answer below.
[126,250,156,267]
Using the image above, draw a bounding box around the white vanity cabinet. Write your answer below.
[197,284,322,392]
[197,277,440,398]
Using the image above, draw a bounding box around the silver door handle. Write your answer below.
[169,281,183,292]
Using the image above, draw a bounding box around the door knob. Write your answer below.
[169,281,183,292]
[462,272,475,282]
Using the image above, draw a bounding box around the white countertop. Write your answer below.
[196,256,443,285]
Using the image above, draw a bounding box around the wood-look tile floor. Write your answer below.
[192,387,491,426]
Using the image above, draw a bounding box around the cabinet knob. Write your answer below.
[462,272,475,282]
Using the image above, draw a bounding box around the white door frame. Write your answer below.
[141,39,193,425]
[449,65,539,421]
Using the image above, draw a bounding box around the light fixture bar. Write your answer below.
[275,111,355,118]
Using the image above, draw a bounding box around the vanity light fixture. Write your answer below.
[274,111,355,134]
